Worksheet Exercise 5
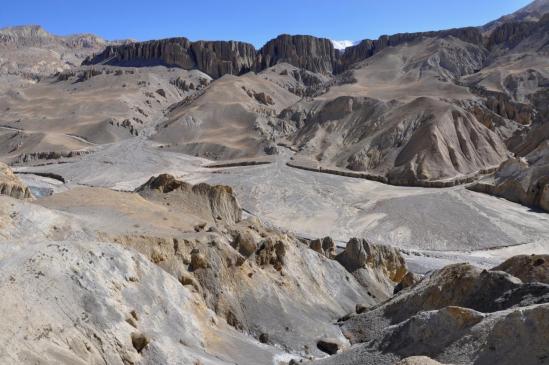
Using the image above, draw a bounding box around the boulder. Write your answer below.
[492,254,549,284]
[253,91,274,105]
[255,237,286,270]
[231,228,258,257]
[394,271,421,294]
[309,236,336,258]
[336,238,406,282]
[131,332,149,353]
[190,249,208,271]
[317,338,342,355]
[335,238,407,298]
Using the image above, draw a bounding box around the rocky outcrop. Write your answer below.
[468,141,549,212]
[309,236,336,258]
[341,27,483,69]
[83,28,488,78]
[483,0,549,32]
[257,34,339,74]
[470,86,534,125]
[336,238,407,299]
[314,257,549,365]
[338,261,549,344]
[493,254,549,284]
[12,150,90,165]
[0,162,32,199]
[486,12,549,50]
[255,236,287,270]
[0,25,122,78]
[0,25,108,49]
[136,174,242,224]
[368,304,549,365]
[487,19,539,49]
[84,34,340,78]
[83,37,257,79]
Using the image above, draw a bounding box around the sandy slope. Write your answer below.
[0,66,210,162]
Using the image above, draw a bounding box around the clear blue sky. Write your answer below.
[1,0,533,47]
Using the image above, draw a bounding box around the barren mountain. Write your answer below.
[0,25,127,82]
[0,1,548,364]
[0,65,210,162]
[76,3,548,187]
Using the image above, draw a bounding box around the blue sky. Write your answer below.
[1,0,532,47]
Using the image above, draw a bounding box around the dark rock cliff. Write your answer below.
[83,37,257,79]
[486,13,549,50]
[341,27,483,68]
[83,15,548,79]
[84,34,339,78]
[257,34,338,74]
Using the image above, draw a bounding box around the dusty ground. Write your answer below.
[14,138,549,273]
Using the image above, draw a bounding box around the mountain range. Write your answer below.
[0,1,548,365]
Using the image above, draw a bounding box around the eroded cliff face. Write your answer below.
[341,27,484,70]
[486,12,549,51]
[257,34,339,74]
[83,27,488,79]
[83,37,257,79]
[84,34,339,78]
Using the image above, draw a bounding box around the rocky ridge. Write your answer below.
[311,258,549,365]
[1,173,414,361]
[83,16,546,80]
[341,27,483,69]
[469,140,549,212]
[0,25,125,79]
[84,34,339,78]
[15,1,546,189]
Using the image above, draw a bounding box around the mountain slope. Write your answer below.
[1,1,548,189]
[0,25,125,80]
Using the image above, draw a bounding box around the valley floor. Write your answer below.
[14,137,549,272]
